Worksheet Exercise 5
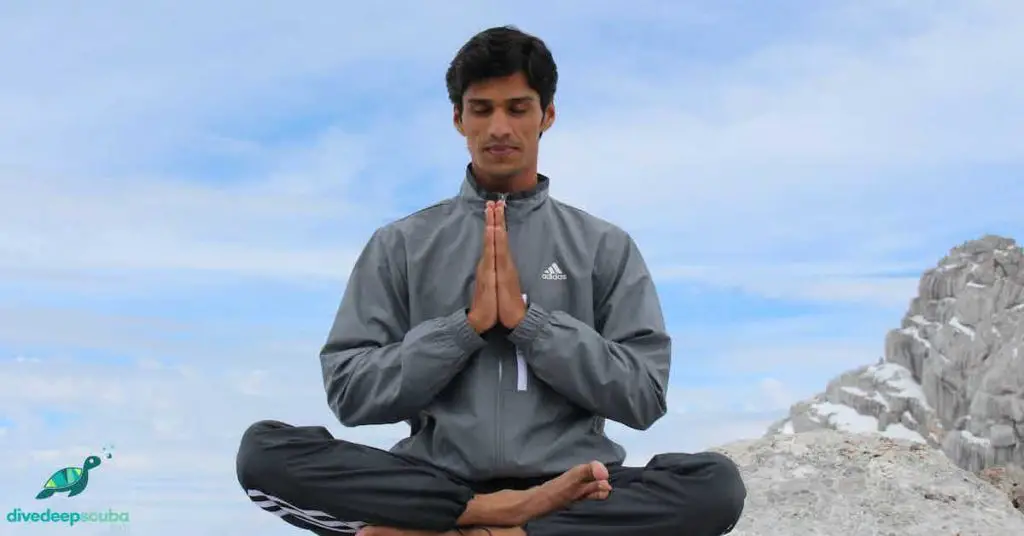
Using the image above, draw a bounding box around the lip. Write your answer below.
[485,146,517,155]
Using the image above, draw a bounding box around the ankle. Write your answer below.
[457,490,532,527]
[459,527,525,536]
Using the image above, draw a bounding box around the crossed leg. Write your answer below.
[235,420,615,535]
[236,420,745,536]
[355,452,745,536]
[523,452,746,536]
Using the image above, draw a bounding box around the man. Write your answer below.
[236,25,746,536]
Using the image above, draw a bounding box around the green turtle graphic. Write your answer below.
[35,455,102,499]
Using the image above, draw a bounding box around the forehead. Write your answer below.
[463,72,537,103]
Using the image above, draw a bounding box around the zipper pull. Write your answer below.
[496,192,509,228]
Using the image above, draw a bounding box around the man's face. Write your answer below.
[455,71,555,186]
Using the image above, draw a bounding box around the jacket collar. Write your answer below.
[458,163,550,221]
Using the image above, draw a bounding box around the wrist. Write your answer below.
[509,308,526,329]
[467,309,486,334]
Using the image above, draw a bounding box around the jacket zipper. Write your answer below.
[492,191,531,470]
[496,192,529,392]
[495,192,507,471]
[516,293,528,391]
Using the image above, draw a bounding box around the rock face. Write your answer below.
[716,430,1024,535]
[767,235,1024,476]
[977,464,1024,511]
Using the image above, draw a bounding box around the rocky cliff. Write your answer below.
[716,430,1024,535]
[766,235,1024,475]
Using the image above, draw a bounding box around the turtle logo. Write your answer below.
[34,445,114,500]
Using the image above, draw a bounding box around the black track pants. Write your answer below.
[236,420,746,536]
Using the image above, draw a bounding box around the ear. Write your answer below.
[540,102,556,133]
[453,106,465,136]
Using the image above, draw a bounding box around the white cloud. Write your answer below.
[537,0,1023,266]
[655,261,923,307]
[755,378,795,411]
[665,375,798,416]
[0,130,373,284]
[1,2,1020,293]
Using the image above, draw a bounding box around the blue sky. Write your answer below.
[2,1,1023,534]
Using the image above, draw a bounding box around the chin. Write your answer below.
[475,159,520,178]
[483,166,522,182]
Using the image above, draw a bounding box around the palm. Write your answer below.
[468,202,500,334]
[494,202,525,328]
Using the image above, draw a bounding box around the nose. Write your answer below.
[487,109,514,139]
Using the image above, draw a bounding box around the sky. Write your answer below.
[1,0,1023,534]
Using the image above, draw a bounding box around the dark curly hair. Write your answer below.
[445,25,558,119]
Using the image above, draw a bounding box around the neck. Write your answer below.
[471,162,538,194]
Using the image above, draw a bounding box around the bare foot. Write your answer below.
[358,527,524,536]
[357,526,454,536]
[523,461,612,518]
[453,461,611,527]
[583,488,611,500]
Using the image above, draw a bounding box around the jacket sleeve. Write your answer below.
[320,227,487,427]
[507,229,671,430]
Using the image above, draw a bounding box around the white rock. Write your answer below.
[766,235,1024,473]
[716,430,1024,535]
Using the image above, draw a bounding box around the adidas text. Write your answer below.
[541,263,567,280]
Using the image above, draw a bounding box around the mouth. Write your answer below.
[485,145,518,156]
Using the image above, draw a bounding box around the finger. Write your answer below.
[573,481,600,500]
[495,201,506,229]
[574,481,610,501]
[494,222,508,266]
[482,203,494,257]
[483,227,497,272]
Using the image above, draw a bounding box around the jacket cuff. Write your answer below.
[449,308,488,353]
[508,302,551,347]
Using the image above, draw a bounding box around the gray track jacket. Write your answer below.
[320,166,672,480]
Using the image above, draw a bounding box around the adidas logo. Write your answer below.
[541,262,567,280]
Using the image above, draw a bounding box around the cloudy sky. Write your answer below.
[2,1,1022,534]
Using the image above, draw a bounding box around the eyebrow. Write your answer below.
[466,96,535,106]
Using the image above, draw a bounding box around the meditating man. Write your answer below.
[236,25,746,536]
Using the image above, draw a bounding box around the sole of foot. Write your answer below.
[526,460,612,517]
[358,527,524,536]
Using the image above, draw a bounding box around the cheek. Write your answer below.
[462,124,487,143]
[517,118,543,138]
[518,129,541,148]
